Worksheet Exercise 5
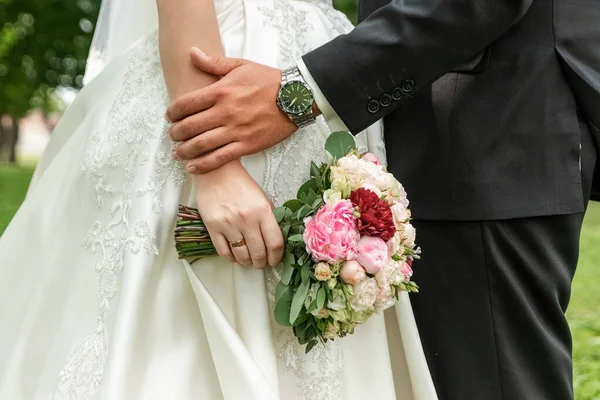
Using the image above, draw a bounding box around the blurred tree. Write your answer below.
[333,0,358,23]
[0,0,100,163]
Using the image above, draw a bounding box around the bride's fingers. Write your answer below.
[211,232,235,263]
[243,225,268,269]
[261,216,284,267]
[226,233,252,266]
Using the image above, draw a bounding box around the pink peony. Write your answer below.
[361,152,381,165]
[356,236,389,274]
[340,260,367,285]
[303,200,360,263]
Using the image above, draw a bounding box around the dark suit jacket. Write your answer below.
[303,0,599,220]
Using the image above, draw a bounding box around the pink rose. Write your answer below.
[303,200,360,263]
[356,236,389,274]
[361,152,380,165]
[340,260,367,285]
[401,261,413,282]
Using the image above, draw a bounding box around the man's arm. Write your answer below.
[302,0,533,133]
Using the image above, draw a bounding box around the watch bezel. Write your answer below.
[278,80,314,116]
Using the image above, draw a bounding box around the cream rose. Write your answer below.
[401,223,416,248]
[350,278,379,312]
[314,262,333,281]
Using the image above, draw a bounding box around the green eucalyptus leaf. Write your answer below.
[310,161,321,178]
[297,178,319,199]
[306,188,319,205]
[283,199,305,213]
[273,207,286,224]
[316,286,326,310]
[301,263,310,284]
[274,283,293,327]
[288,234,304,243]
[305,339,318,354]
[325,131,357,160]
[289,280,310,325]
[281,251,295,285]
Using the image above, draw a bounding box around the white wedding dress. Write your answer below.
[0,0,437,399]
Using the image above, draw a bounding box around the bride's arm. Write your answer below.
[157,0,284,268]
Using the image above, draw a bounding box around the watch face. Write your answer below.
[279,81,313,115]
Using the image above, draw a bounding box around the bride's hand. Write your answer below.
[193,160,284,268]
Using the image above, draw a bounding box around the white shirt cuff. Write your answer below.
[297,58,349,132]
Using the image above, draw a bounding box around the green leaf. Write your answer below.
[282,225,291,241]
[310,161,321,178]
[306,188,319,205]
[301,263,310,284]
[283,199,306,213]
[316,286,326,310]
[273,207,286,224]
[297,178,319,199]
[305,339,318,354]
[274,283,293,327]
[281,251,295,285]
[325,131,357,160]
[288,234,304,242]
[290,280,310,325]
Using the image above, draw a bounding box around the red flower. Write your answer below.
[350,188,396,242]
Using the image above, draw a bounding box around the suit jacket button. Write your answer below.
[391,86,404,101]
[402,79,416,93]
[367,99,380,113]
[379,93,392,107]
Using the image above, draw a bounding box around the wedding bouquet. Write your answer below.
[175,132,420,353]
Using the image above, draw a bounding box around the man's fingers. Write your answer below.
[261,216,284,267]
[170,109,222,142]
[166,87,216,123]
[190,47,247,76]
[187,142,247,174]
[174,127,230,160]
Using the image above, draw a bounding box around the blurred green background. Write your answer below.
[0,0,598,398]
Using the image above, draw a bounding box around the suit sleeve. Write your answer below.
[302,0,534,134]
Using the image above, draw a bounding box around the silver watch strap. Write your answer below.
[281,67,316,128]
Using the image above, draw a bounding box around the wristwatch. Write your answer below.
[276,67,316,128]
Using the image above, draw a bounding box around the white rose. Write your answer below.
[323,189,342,204]
[350,278,379,312]
[331,155,389,192]
[391,203,410,227]
[402,224,416,248]
[374,285,396,312]
[375,259,402,287]
[387,232,405,257]
[330,178,351,198]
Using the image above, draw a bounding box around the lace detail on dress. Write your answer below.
[51,32,185,400]
[257,1,360,399]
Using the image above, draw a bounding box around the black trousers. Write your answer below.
[409,117,597,400]
[410,215,583,400]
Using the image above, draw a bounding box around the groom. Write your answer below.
[166,0,600,399]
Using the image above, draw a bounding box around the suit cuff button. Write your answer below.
[379,94,392,107]
[402,79,416,93]
[367,99,380,114]
[391,87,404,101]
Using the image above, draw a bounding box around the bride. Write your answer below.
[0,0,437,399]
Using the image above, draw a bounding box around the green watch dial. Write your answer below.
[279,81,314,115]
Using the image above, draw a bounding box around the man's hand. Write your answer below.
[167,48,298,174]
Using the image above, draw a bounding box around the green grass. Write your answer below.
[0,165,599,398]
[569,201,600,400]
[0,164,36,235]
